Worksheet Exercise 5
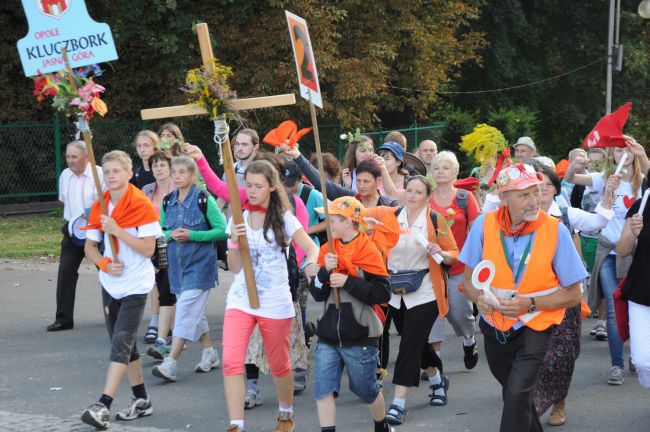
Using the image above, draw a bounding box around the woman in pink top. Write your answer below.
[142,152,176,213]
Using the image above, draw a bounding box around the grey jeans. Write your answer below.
[429,273,476,343]
[102,288,147,364]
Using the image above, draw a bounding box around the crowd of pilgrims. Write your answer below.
[63,122,649,431]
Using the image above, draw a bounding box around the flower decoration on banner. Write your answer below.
[460,124,508,167]
[182,57,243,124]
[33,65,107,120]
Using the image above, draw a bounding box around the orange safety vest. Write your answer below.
[482,211,566,331]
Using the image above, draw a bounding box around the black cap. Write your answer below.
[283,160,303,186]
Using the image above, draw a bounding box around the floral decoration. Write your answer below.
[33,65,107,120]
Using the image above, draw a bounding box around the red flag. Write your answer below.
[583,102,632,149]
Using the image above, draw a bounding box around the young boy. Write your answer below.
[81,150,162,429]
[151,155,227,382]
[311,197,394,432]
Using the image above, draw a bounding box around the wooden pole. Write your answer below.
[221,128,260,309]
[308,94,340,308]
[195,25,259,309]
[62,49,119,263]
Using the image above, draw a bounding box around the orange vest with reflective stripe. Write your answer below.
[482,211,566,331]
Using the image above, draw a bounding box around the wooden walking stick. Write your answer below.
[62,48,119,263]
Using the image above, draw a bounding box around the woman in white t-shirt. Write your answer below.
[564,141,648,385]
[222,160,319,432]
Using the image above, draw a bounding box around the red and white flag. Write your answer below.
[583,102,632,149]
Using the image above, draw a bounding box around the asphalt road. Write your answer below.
[1,258,648,431]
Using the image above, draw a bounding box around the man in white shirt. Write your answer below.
[47,140,103,332]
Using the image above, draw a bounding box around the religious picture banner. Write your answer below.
[285,11,323,108]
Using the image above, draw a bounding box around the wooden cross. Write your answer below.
[140,23,296,309]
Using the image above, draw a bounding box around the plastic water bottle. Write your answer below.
[156,236,168,269]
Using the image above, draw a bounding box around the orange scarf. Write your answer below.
[318,232,388,278]
[83,184,159,250]
[496,206,547,237]
[363,206,405,260]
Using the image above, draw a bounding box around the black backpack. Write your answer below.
[285,194,302,302]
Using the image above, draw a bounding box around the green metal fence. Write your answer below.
[0,118,445,202]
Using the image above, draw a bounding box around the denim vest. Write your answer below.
[163,185,217,294]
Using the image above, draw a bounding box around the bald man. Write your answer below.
[417,140,438,176]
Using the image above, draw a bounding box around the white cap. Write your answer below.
[514,136,536,152]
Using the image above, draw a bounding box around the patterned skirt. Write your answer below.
[245,302,310,374]
[532,305,581,415]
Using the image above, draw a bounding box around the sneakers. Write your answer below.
[385,404,407,425]
[195,347,220,373]
[607,365,625,385]
[420,371,429,381]
[152,358,177,382]
[226,425,244,432]
[147,338,170,360]
[593,324,608,340]
[115,397,153,421]
[244,387,262,409]
[81,402,110,429]
[463,343,479,370]
[273,411,294,432]
[429,374,450,406]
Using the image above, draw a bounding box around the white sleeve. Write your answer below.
[283,211,303,238]
[567,205,610,233]
[482,192,500,213]
[58,175,65,203]
[137,221,163,238]
[86,228,103,243]
[589,172,605,194]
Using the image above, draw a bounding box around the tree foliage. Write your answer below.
[448,0,649,158]
[1,0,484,132]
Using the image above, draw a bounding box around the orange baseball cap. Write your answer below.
[496,163,543,192]
[315,196,367,224]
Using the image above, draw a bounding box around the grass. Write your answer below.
[0,213,63,258]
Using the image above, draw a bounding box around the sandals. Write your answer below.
[144,326,158,344]
[386,404,407,425]
[429,374,450,406]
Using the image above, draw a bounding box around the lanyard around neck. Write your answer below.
[499,230,533,285]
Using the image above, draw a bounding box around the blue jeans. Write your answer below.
[314,342,380,404]
[599,255,624,368]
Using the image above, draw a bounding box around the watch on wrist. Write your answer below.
[528,297,537,313]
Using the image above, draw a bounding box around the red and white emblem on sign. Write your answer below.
[35,0,69,19]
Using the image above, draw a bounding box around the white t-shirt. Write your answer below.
[225,211,302,319]
[590,172,642,246]
[87,202,162,299]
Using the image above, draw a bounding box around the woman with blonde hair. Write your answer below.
[564,137,649,385]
